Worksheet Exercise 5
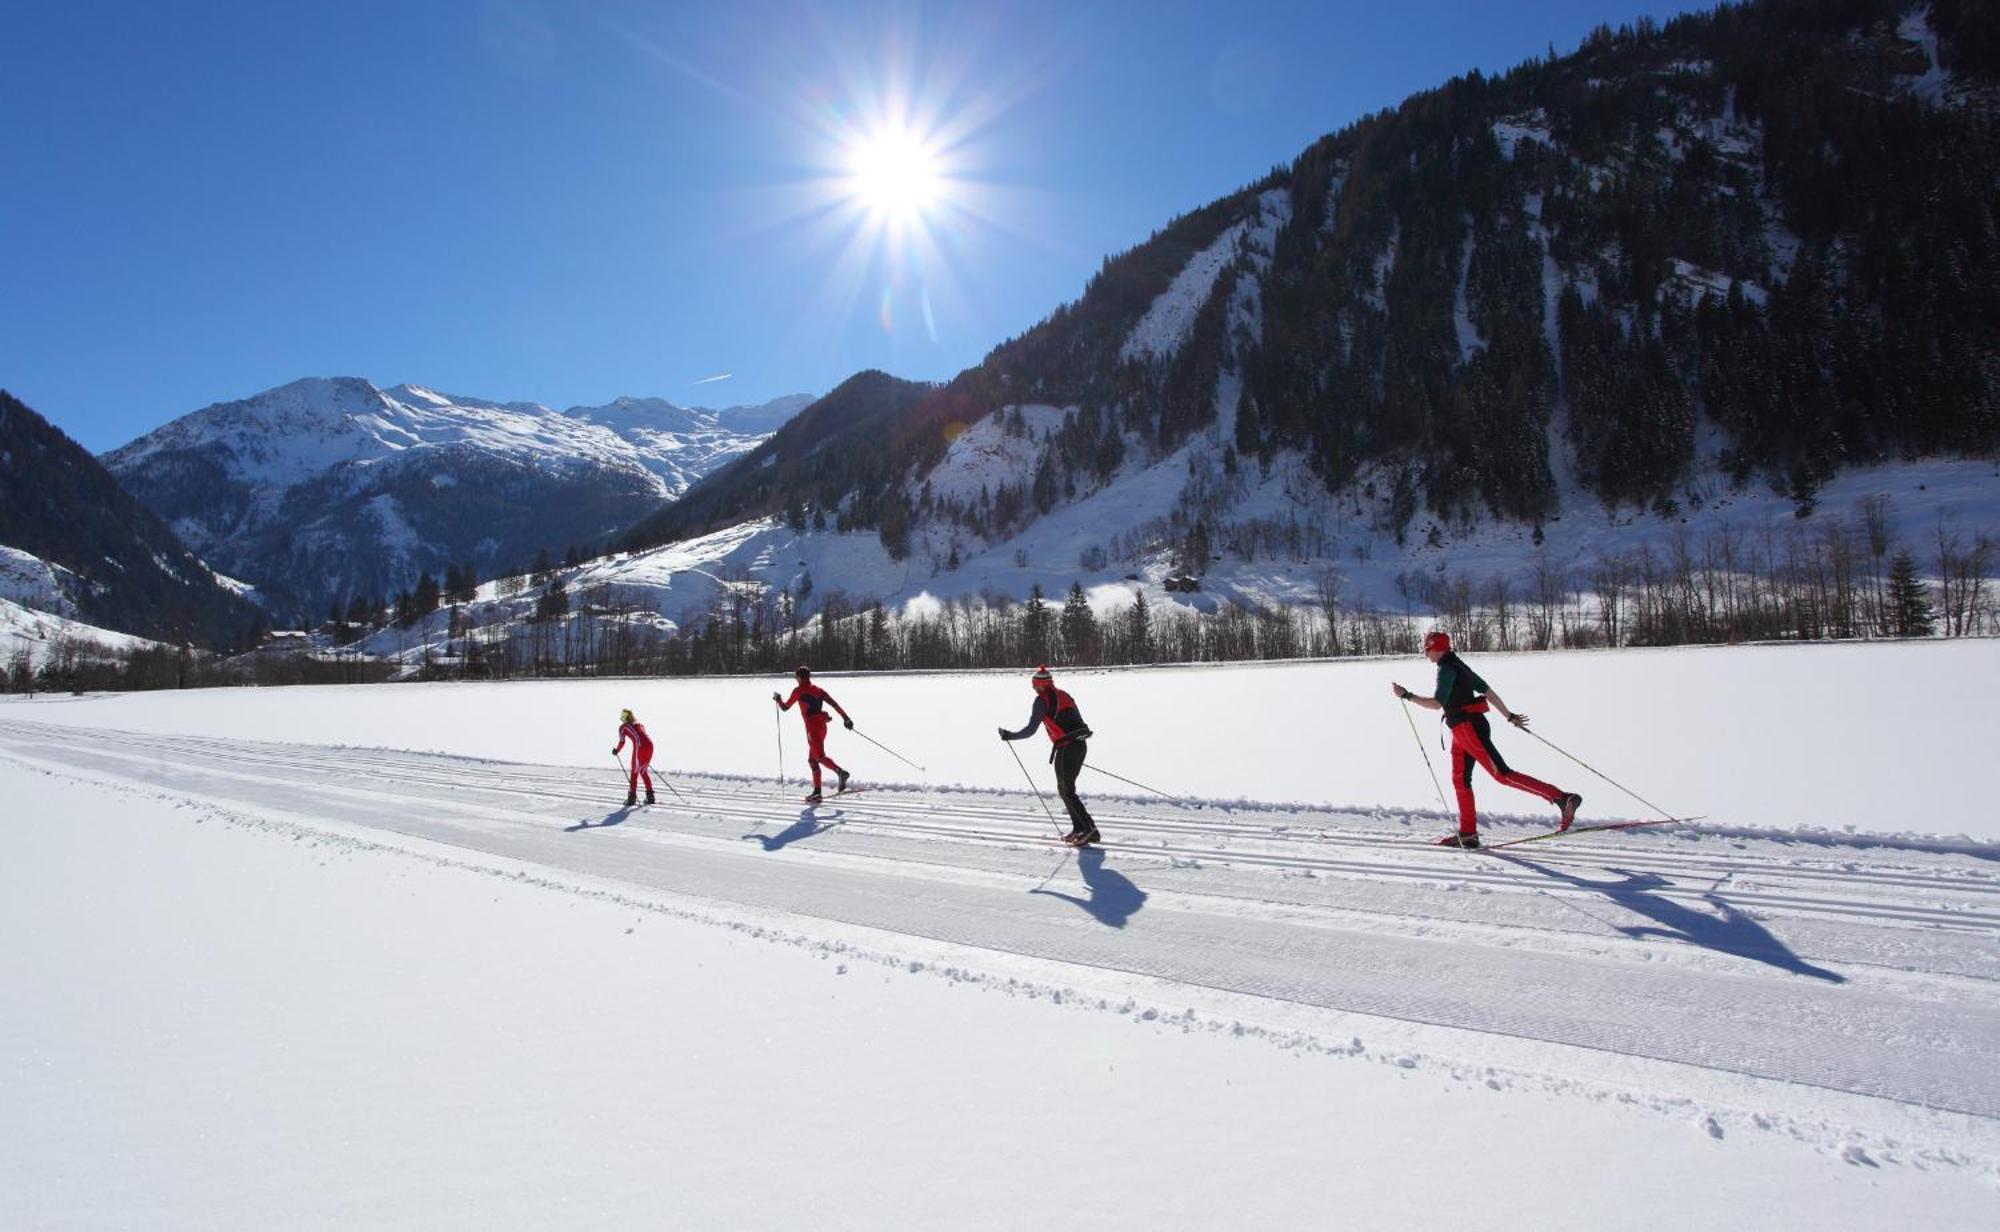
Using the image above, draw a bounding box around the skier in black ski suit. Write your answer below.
[998,665,1099,846]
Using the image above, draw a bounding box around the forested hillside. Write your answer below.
[631,0,1999,558]
[0,390,262,648]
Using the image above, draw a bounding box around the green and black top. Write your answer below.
[1433,652,1493,726]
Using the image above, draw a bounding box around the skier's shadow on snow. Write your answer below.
[566,806,635,833]
[1031,848,1148,928]
[742,808,843,852]
[1498,855,1844,983]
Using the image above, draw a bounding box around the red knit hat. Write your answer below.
[1031,665,1053,683]
[1422,631,1451,654]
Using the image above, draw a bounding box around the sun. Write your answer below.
[844,126,943,220]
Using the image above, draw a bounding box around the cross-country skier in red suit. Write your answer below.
[998,665,1099,847]
[774,666,852,804]
[613,707,654,806]
[1391,631,1580,849]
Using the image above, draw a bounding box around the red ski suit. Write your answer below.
[1433,652,1562,834]
[778,682,848,789]
[615,720,653,796]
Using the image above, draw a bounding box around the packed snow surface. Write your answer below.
[3,640,1997,1227]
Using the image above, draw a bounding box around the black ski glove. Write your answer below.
[996,726,1009,740]
[842,716,854,729]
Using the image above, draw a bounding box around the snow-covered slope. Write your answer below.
[2,646,1995,1225]
[0,546,160,669]
[0,597,162,670]
[1,391,262,648]
[102,379,812,620]
[363,433,1997,674]
[0,546,78,617]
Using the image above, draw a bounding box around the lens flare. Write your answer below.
[846,127,943,220]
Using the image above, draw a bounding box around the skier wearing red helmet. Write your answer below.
[999,665,1098,846]
[1392,631,1580,849]
[774,665,853,803]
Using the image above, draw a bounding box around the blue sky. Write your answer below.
[2,0,1712,451]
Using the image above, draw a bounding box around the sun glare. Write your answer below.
[846,127,943,219]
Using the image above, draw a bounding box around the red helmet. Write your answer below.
[1422,631,1451,654]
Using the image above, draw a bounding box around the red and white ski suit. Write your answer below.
[615,720,653,796]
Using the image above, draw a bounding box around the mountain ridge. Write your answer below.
[103,378,813,622]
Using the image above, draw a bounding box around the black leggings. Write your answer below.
[1053,740,1094,830]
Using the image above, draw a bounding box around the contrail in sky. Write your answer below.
[693,373,733,385]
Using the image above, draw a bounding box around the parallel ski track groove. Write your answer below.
[9,721,2000,1121]
[23,723,1998,937]
[121,729,1995,894]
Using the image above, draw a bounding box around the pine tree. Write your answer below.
[1125,589,1153,662]
[536,578,570,621]
[1022,583,1052,664]
[1060,582,1098,665]
[414,572,441,615]
[1886,551,1935,637]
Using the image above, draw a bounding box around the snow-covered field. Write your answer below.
[10,639,1995,839]
[3,641,1997,1227]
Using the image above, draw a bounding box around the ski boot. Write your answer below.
[803,789,823,805]
[1557,793,1583,832]
[1435,831,1481,849]
[1062,825,1101,848]
[624,793,639,808]
[644,789,656,806]
[835,768,851,794]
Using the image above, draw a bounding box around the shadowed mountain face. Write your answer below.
[628,0,2000,563]
[0,390,262,648]
[102,378,811,623]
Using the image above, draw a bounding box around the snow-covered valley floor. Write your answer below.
[3,645,1997,1226]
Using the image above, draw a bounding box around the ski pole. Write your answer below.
[848,725,926,773]
[614,753,687,805]
[1082,762,1180,803]
[1399,698,1450,813]
[774,704,785,785]
[1004,739,1066,837]
[651,770,690,806]
[1518,727,1677,823]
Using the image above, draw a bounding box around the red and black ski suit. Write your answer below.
[1433,652,1562,836]
[614,720,654,799]
[1000,686,1096,832]
[778,682,849,791]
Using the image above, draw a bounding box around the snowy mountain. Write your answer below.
[0,390,262,650]
[626,0,1998,615]
[102,378,811,622]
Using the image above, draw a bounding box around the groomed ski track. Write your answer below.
[5,717,1997,1159]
